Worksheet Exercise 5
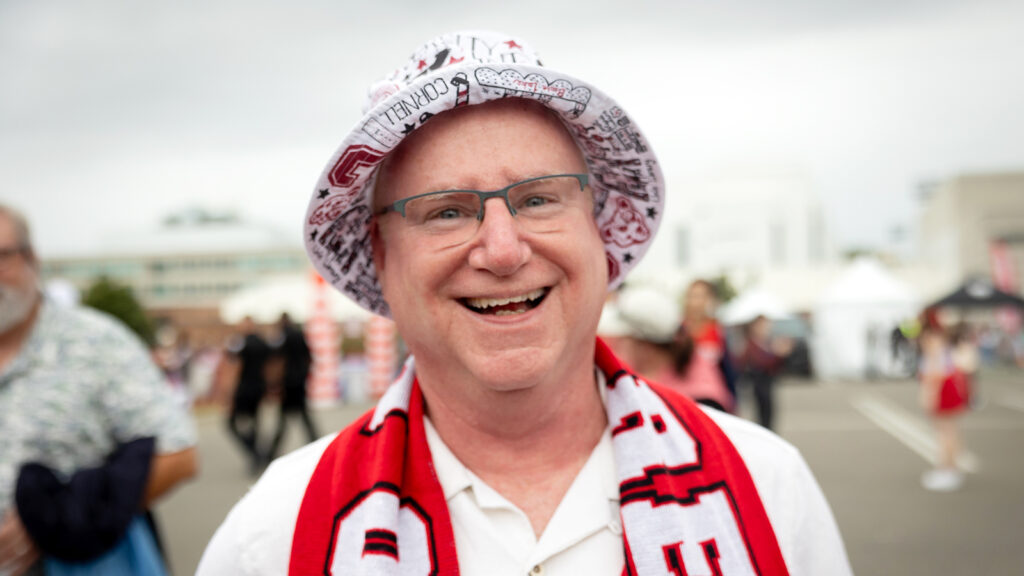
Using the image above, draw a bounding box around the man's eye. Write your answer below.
[523,196,549,208]
[428,207,471,220]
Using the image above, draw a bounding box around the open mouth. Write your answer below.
[461,287,550,317]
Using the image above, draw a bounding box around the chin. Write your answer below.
[462,344,557,391]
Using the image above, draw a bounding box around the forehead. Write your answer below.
[688,282,712,297]
[0,213,18,247]
[375,99,585,201]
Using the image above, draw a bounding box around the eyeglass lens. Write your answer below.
[401,175,586,245]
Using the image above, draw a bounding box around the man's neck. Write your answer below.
[417,347,607,536]
[0,297,42,373]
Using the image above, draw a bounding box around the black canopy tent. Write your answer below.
[929,279,1024,309]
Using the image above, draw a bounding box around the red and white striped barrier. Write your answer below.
[366,315,397,398]
[307,273,340,405]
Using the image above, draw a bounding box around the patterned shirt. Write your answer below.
[0,300,197,519]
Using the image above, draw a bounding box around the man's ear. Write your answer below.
[370,219,386,293]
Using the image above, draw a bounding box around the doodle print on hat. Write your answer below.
[601,196,652,248]
[304,31,665,316]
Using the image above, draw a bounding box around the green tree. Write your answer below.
[842,248,877,261]
[709,274,738,304]
[81,277,156,346]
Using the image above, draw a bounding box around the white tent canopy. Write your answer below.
[718,287,793,326]
[811,258,919,380]
[219,274,372,324]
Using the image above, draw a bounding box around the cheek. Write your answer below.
[376,234,416,309]
[557,225,608,305]
[379,236,456,314]
[579,225,609,283]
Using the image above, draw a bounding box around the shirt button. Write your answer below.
[530,565,544,575]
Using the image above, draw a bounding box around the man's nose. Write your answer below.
[466,197,532,276]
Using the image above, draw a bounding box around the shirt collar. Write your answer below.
[423,415,475,501]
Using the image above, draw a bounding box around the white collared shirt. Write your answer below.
[198,374,852,576]
[423,417,623,575]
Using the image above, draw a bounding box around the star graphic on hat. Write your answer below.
[309,229,319,241]
[318,189,330,199]
[623,252,634,263]
[417,59,427,70]
[646,206,658,219]
[401,123,416,135]
[504,40,522,50]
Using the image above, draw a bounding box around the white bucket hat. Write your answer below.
[613,284,681,344]
[304,30,665,316]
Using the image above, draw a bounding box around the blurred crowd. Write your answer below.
[600,277,1021,435]
[3,195,1021,572]
[600,279,796,431]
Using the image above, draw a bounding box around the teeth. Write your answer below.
[466,288,545,310]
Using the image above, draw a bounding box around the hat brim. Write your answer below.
[304,62,664,317]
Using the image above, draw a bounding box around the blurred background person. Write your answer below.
[612,284,687,388]
[1016,330,1024,368]
[736,315,793,431]
[0,203,197,575]
[918,321,970,492]
[153,328,194,409]
[891,317,922,378]
[950,322,981,407]
[675,279,737,412]
[976,324,999,366]
[226,316,270,476]
[266,313,317,464]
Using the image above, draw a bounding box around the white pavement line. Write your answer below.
[851,394,980,473]
[781,421,877,432]
[996,394,1024,414]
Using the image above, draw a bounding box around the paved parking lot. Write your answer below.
[158,367,1024,575]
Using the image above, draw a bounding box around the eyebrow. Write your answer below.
[425,170,581,193]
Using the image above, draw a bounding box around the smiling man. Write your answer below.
[198,32,851,576]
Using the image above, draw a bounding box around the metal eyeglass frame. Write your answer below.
[375,173,589,221]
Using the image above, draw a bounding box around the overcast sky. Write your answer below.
[2,0,1022,259]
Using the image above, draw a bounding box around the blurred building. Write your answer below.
[918,171,1024,292]
[671,171,836,281]
[41,208,309,342]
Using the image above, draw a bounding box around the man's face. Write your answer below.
[0,214,39,334]
[372,99,608,390]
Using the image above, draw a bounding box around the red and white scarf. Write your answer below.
[289,339,789,575]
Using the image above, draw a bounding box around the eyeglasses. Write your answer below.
[376,174,590,246]
[0,245,27,270]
